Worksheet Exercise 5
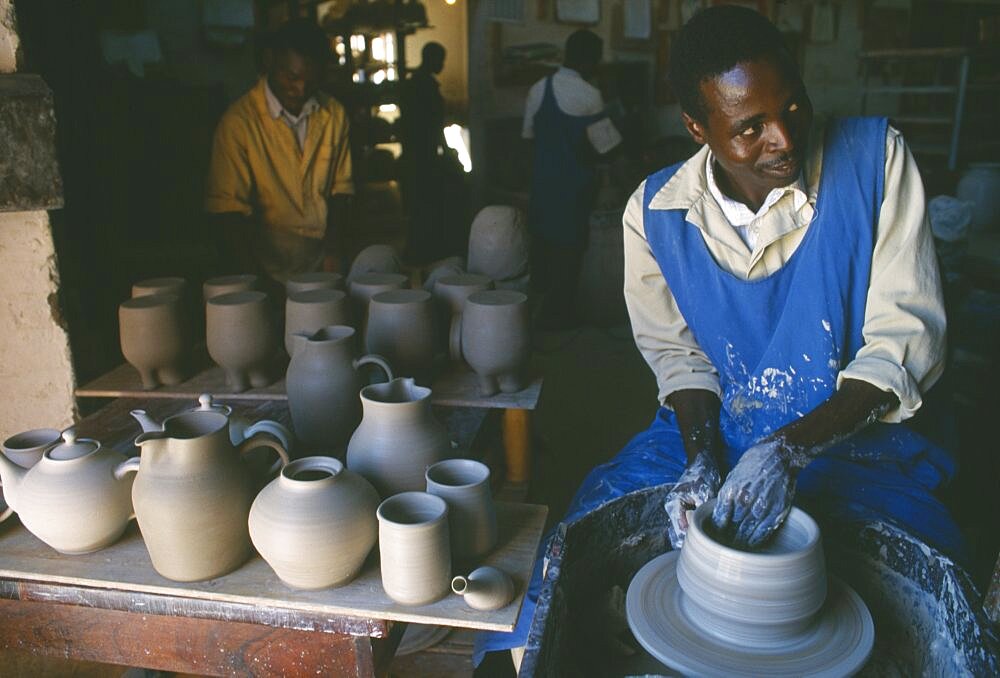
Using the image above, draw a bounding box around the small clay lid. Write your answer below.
[46,429,100,461]
[195,393,231,417]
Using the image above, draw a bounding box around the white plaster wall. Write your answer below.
[406,0,469,111]
[0,0,18,72]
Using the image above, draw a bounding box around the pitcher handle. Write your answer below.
[238,431,290,476]
[242,420,293,459]
[354,354,393,384]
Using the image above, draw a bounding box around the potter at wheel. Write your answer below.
[626,501,874,677]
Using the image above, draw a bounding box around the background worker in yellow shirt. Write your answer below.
[205,19,353,285]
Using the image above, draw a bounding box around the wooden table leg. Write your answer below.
[502,408,531,485]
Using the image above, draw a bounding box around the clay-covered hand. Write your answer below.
[664,451,721,549]
[712,439,797,549]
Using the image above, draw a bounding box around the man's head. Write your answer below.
[669,6,813,202]
[265,19,330,116]
[564,29,602,80]
[421,42,446,74]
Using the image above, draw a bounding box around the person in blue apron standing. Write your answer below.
[476,6,967,671]
[522,30,622,331]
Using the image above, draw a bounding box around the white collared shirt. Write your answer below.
[522,66,622,154]
[264,80,319,150]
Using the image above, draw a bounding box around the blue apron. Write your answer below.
[474,117,965,664]
[527,74,603,247]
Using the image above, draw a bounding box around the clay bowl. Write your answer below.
[675,500,827,646]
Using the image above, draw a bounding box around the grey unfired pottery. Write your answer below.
[346,377,451,497]
[285,271,345,295]
[2,428,62,470]
[432,274,493,362]
[284,288,353,356]
[132,276,186,299]
[377,492,452,606]
[120,409,289,582]
[347,244,402,284]
[451,566,515,611]
[203,274,258,302]
[249,456,379,589]
[286,325,393,452]
[458,290,530,395]
[119,293,188,390]
[426,459,497,562]
[467,206,529,282]
[365,289,437,380]
[348,272,408,335]
[206,291,276,392]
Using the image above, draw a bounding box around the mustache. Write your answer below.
[760,155,799,170]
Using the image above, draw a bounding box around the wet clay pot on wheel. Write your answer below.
[284,289,353,356]
[285,271,345,295]
[432,274,492,362]
[286,325,393,453]
[365,289,437,381]
[132,276,186,299]
[347,377,451,497]
[457,290,530,396]
[203,274,258,302]
[119,293,188,390]
[377,492,452,606]
[250,456,379,589]
[207,291,276,392]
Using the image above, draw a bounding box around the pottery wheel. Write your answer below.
[626,552,874,678]
[396,623,451,656]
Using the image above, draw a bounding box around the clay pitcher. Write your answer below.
[117,410,289,581]
[346,378,451,497]
[286,326,393,453]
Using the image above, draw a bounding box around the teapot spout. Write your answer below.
[130,409,161,433]
[0,452,27,512]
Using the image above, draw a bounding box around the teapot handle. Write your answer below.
[114,456,141,480]
[354,354,393,384]
[238,432,290,476]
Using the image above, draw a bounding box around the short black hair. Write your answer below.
[268,18,330,63]
[565,29,602,68]
[422,42,445,63]
[669,6,797,122]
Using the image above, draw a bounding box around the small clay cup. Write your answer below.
[426,459,497,563]
[458,290,530,395]
[285,272,345,295]
[203,274,258,302]
[2,428,62,469]
[284,288,353,356]
[119,293,188,390]
[432,274,493,362]
[132,276,186,299]
[206,290,276,392]
[377,492,451,606]
[366,289,437,381]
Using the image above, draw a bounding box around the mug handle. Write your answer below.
[354,354,393,384]
[238,431,290,476]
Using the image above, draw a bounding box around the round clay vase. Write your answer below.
[249,456,379,589]
[467,206,529,283]
[0,430,134,553]
[347,377,452,497]
[365,289,437,381]
[426,459,497,562]
[285,271,345,295]
[347,244,402,284]
[203,274,258,302]
[286,325,394,452]
[132,276,186,299]
[285,288,354,356]
[458,291,530,396]
[432,274,493,362]
[119,293,188,389]
[451,566,515,611]
[206,291,276,392]
[377,492,451,606]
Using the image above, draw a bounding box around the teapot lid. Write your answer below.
[46,429,100,461]
[196,394,231,416]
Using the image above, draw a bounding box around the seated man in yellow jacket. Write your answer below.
[206,19,353,283]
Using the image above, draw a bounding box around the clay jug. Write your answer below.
[0,430,134,553]
[458,290,531,395]
[249,456,379,589]
[117,409,289,582]
[366,289,438,381]
[206,290,276,392]
[347,378,451,497]
[451,566,515,611]
[119,293,188,389]
[286,326,393,453]
[284,288,353,356]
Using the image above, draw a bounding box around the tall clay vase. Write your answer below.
[285,272,345,295]
[285,289,354,356]
[286,326,393,453]
[365,289,437,381]
[377,492,451,605]
[203,274,258,302]
[426,459,497,562]
[432,274,492,363]
[459,291,530,396]
[207,291,276,392]
[250,456,379,589]
[119,293,188,389]
[347,378,452,497]
[132,276,186,299]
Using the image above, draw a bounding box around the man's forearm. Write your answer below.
[666,389,723,465]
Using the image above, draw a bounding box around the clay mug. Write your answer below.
[451,566,515,611]
[206,290,276,392]
[286,325,394,452]
[203,274,258,302]
[347,377,452,497]
[118,407,289,582]
[284,288,354,356]
[347,272,408,336]
[285,271,345,295]
[457,290,531,396]
[2,428,62,470]
[250,456,380,589]
[119,293,188,389]
[0,429,135,553]
[365,289,438,381]
[426,459,497,562]
[377,492,451,605]
[132,276,186,299]
[432,274,493,362]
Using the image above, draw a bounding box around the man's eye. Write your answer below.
[789,103,799,112]
[740,125,759,137]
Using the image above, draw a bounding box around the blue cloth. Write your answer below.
[474,117,966,665]
[526,75,603,247]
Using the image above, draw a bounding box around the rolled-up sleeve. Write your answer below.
[838,128,946,422]
[624,182,722,405]
[205,113,254,216]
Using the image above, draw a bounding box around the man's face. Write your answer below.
[268,48,320,116]
[683,57,813,203]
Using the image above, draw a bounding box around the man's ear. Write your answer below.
[682,112,707,145]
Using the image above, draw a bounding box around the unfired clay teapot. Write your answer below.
[0,430,135,554]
